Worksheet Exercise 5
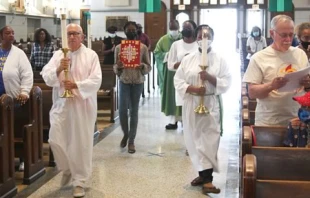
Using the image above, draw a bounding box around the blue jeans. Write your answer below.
[119,82,143,144]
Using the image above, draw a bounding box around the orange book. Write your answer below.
[120,40,141,68]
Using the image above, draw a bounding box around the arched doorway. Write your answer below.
[176,12,189,30]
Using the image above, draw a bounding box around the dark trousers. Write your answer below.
[199,168,213,183]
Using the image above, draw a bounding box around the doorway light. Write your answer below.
[174,0,191,5]
[174,0,180,5]
[184,0,190,5]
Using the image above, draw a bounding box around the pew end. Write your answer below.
[243,154,256,198]
[13,86,45,185]
[242,126,252,157]
[97,68,119,123]
[0,94,17,198]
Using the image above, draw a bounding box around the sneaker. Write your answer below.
[60,171,72,186]
[73,186,85,197]
[165,122,178,130]
[19,162,24,171]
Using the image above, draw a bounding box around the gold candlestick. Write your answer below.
[194,65,209,114]
[60,48,74,98]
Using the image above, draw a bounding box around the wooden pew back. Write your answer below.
[242,126,288,157]
[100,68,116,90]
[14,86,45,184]
[252,126,287,147]
[97,68,119,122]
[0,94,17,198]
[243,154,310,198]
[32,83,55,166]
[253,147,310,181]
[256,180,310,198]
[33,71,44,83]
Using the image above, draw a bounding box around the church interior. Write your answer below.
[1,0,310,197]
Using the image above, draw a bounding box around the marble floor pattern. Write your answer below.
[22,52,241,198]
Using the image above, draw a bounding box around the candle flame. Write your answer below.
[202,27,208,39]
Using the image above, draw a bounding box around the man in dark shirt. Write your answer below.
[136,24,151,50]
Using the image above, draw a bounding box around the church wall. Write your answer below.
[90,0,170,40]
[293,0,310,27]
[0,0,308,43]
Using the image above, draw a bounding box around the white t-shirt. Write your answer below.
[243,46,309,126]
[246,36,267,59]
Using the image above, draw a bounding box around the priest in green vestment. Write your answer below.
[154,20,182,94]
[154,20,182,129]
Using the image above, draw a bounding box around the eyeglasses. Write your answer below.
[67,32,81,37]
[273,30,294,39]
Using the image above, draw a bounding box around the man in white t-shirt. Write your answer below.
[243,15,310,126]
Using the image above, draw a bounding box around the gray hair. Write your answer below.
[66,23,83,34]
[295,22,310,39]
[270,15,294,30]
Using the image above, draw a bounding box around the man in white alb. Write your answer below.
[41,24,102,197]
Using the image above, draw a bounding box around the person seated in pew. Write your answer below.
[102,26,123,65]
[284,92,309,147]
[41,23,102,197]
[30,28,55,71]
[0,26,33,171]
[243,15,310,126]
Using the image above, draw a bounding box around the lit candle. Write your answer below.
[201,27,208,66]
[61,13,68,49]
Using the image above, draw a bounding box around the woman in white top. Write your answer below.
[163,20,198,130]
[245,26,267,70]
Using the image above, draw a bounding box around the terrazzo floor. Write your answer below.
[18,50,241,198]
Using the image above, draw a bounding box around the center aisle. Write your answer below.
[28,52,241,198]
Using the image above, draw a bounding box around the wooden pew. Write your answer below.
[242,98,256,126]
[33,83,55,167]
[14,86,45,184]
[97,68,119,123]
[0,95,17,198]
[92,41,104,64]
[242,125,287,157]
[240,125,287,196]
[33,71,44,83]
[243,149,310,198]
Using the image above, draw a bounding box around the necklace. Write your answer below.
[0,48,10,70]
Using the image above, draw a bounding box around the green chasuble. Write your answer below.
[154,33,183,116]
[154,33,181,94]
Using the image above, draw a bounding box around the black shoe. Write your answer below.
[165,122,178,130]
[120,135,128,148]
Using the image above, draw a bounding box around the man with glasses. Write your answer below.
[41,23,102,197]
[243,15,310,126]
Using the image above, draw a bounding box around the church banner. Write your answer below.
[269,0,292,12]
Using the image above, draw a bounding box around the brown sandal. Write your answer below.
[128,143,136,154]
[191,176,203,186]
[202,185,221,194]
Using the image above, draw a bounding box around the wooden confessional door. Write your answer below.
[144,1,167,52]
